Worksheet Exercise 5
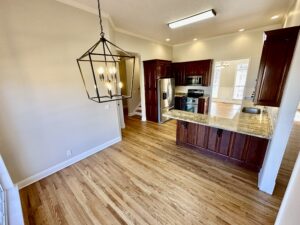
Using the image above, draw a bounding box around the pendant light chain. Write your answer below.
[97,0,104,36]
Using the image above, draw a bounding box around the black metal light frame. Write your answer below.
[76,0,135,103]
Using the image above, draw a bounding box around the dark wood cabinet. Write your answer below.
[172,63,186,86]
[207,127,219,152]
[218,130,232,156]
[175,96,186,110]
[176,121,188,145]
[198,97,209,114]
[245,136,268,170]
[143,60,171,122]
[207,128,232,155]
[230,133,248,162]
[172,59,213,86]
[254,26,300,107]
[176,121,269,172]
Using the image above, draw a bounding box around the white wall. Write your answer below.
[275,153,300,225]
[259,0,300,194]
[0,0,121,183]
[173,25,281,99]
[115,32,173,121]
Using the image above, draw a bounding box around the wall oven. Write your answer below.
[186,76,202,86]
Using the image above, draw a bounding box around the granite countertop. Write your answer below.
[174,92,187,97]
[163,109,273,139]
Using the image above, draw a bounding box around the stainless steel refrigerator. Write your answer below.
[157,78,175,123]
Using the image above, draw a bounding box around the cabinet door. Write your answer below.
[201,60,213,86]
[186,123,207,148]
[172,63,186,85]
[207,127,219,152]
[195,125,208,148]
[186,123,199,146]
[219,130,232,156]
[176,121,187,144]
[254,27,299,107]
[230,133,248,161]
[145,89,158,122]
[144,62,158,89]
[198,98,206,114]
[157,61,172,78]
[245,137,269,170]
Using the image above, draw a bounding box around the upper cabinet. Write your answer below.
[172,63,186,86]
[172,59,213,86]
[254,26,300,107]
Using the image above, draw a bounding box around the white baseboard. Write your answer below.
[16,137,122,189]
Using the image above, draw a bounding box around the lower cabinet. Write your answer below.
[176,121,269,171]
[198,97,209,114]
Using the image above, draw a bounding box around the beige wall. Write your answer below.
[0,0,121,183]
[173,25,281,99]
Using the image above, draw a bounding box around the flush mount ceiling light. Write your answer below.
[168,9,216,29]
[239,28,245,32]
[77,0,135,103]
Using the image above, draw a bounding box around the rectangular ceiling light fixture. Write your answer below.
[168,9,216,29]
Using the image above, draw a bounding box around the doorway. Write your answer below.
[211,59,250,118]
[118,53,142,128]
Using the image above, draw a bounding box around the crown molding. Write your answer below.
[55,0,172,46]
[173,23,283,46]
[56,0,117,29]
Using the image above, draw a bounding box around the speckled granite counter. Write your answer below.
[163,109,272,139]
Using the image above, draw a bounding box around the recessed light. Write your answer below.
[193,38,198,41]
[168,9,216,29]
[239,28,245,32]
[165,38,171,42]
[271,15,280,20]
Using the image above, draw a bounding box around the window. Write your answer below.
[233,63,248,100]
[212,66,221,98]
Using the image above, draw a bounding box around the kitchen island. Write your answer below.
[163,109,273,171]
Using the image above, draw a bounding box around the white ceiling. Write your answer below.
[60,0,294,45]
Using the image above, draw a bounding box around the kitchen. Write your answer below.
[2,0,300,224]
[143,26,299,173]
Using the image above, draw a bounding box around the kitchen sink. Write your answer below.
[242,107,261,114]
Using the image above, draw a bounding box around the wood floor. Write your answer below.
[20,111,289,225]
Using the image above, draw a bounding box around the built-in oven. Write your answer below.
[186,76,203,86]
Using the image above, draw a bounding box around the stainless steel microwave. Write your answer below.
[186,76,202,86]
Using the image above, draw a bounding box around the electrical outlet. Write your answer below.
[66,150,72,158]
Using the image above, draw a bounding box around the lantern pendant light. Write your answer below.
[77,0,135,103]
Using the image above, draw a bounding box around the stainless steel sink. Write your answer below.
[242,107,261,114]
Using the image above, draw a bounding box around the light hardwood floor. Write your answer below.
[20,103,299,225]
